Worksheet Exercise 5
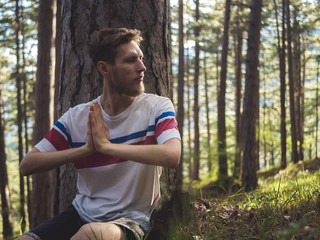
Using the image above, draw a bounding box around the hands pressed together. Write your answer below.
[86,102,110,153]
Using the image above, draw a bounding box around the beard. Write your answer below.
[111,80,145,97]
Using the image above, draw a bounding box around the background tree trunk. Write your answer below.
[300,38,306,162]
[217,0,231,179]
[292,8,302,161]
[192,0,200,180]
[15,0,26,232]
[274,0,287,169]
[286,0,299,164]
[58,0,172,211]
[21,3,32,225]
[54,0,62,216]
[316,56,320,160]
[0,65,13,239]
[176,0,184,190]
[186,46,193,179]
[233,0,243,179]
[31,0,57,227]
[241,0,262,192]
[204,53,212,173]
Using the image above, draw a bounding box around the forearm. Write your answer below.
[20,145,92,176]
[98,138,181,168]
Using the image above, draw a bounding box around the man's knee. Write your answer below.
[71,222,125,240]
[15,235,36,240]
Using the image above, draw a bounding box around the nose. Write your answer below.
[137,59,147,72]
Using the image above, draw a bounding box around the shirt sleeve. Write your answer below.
[35,110,72,152]
[154,97,181,144]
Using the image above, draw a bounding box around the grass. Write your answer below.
[2,160,319,239]
[171,160,320,240]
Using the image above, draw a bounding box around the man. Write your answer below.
[17,28,181,240]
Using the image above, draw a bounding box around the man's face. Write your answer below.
[108,41,146,97]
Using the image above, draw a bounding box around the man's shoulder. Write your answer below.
[139,93,171,103]
[68,96,99,112]
[61,96,99,119]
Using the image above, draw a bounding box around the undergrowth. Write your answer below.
[172,160,320,240]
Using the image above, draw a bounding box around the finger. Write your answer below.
[93,102,103,118]
[104,124,109,138]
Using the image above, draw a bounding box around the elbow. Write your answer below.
[20,155,34,176]
[162,139,181,168]
[169,157,180,169]
[164,150,181,169]
[20,160,30,176]
[20,148,40,176]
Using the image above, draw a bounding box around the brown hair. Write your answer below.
[89,28,143,66]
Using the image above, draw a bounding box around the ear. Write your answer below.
[97,61,108,75]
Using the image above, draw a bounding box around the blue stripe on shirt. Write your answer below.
[71,124,155,147]
[69,111,175,147]
[155,111,175,125]
[54,121,72,145]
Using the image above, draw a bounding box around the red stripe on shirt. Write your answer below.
[45,128,70,151]
[74,152,127,169]
[155,118,177,139]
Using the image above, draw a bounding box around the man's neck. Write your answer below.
[100,93,135,116]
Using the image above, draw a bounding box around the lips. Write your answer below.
[135,75,144,81]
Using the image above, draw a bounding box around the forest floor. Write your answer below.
[171,159,320,240]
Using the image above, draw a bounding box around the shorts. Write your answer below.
[23,205,145,240]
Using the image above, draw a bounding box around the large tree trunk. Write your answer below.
[241,0,262,192]
[192,0,200,180]
[58,0,172,211]
[0,66,13,239]
[176,0,184,190]
[217,0,231,179]
[31,0,57,227]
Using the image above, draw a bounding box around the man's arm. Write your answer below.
[89,102,181,168]
[20,146,93,176]
[20,113,95,176]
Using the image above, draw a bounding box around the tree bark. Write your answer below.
[31,0,57,227]
[186,46,193,179]
[15,0,26,232]
[204,53,212,173]
[300,38,306,162]
[241,0,262,192]
[192,0,200,180]
[233,0,243,178]
[316,57,320,160]
[274,0,287,169]
[21,3,32,226]
[217,0,231,178]
[58,0,172,211]
[292,7,302,161]
[54,0,62,216]
[286,0,299,163]
[0,64,13,240]
[176,0,184,190]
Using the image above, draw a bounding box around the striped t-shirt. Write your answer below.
[35,93,181,231]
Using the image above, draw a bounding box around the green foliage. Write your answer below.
[172,160,320,239]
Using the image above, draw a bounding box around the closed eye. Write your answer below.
[125,56,137,63]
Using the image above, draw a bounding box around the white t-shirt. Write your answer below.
[35,93,181,231]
